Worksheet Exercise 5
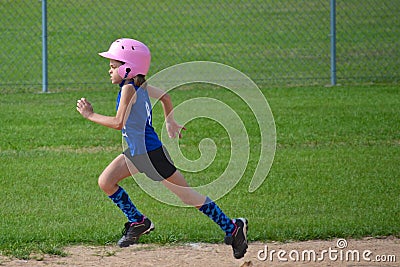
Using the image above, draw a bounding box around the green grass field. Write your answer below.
[0,84,399,259]
[0,0,399,260]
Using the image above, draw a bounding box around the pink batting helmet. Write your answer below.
[98,38,151,79]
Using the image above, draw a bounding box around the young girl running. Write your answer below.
[76,38,248,259]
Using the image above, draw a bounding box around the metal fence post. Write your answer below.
[330,0,337,86]
[42,0,48,93]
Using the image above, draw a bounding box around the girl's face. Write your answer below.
[109,59,123,84]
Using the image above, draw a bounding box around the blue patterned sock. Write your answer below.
[108,186,144,223]
[199,197,236,235]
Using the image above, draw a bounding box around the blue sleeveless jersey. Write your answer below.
[116,83,162,156]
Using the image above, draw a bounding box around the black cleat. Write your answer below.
[224,218,248,259]
[117,217,155,247]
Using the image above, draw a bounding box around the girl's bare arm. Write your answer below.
[76,84,136,130]
[147,85,186,138]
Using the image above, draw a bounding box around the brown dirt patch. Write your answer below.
[0,237,398,267]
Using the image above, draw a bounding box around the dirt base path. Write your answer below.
[1,237,398,267]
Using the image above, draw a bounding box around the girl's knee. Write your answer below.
[98,174,112,193]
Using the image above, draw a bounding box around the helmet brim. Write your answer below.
[98,51,126,63]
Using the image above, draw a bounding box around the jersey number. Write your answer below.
[145,101,152,126]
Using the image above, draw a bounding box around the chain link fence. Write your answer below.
[0,0,399,91]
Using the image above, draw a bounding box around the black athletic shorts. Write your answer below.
[123,146,177,181]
